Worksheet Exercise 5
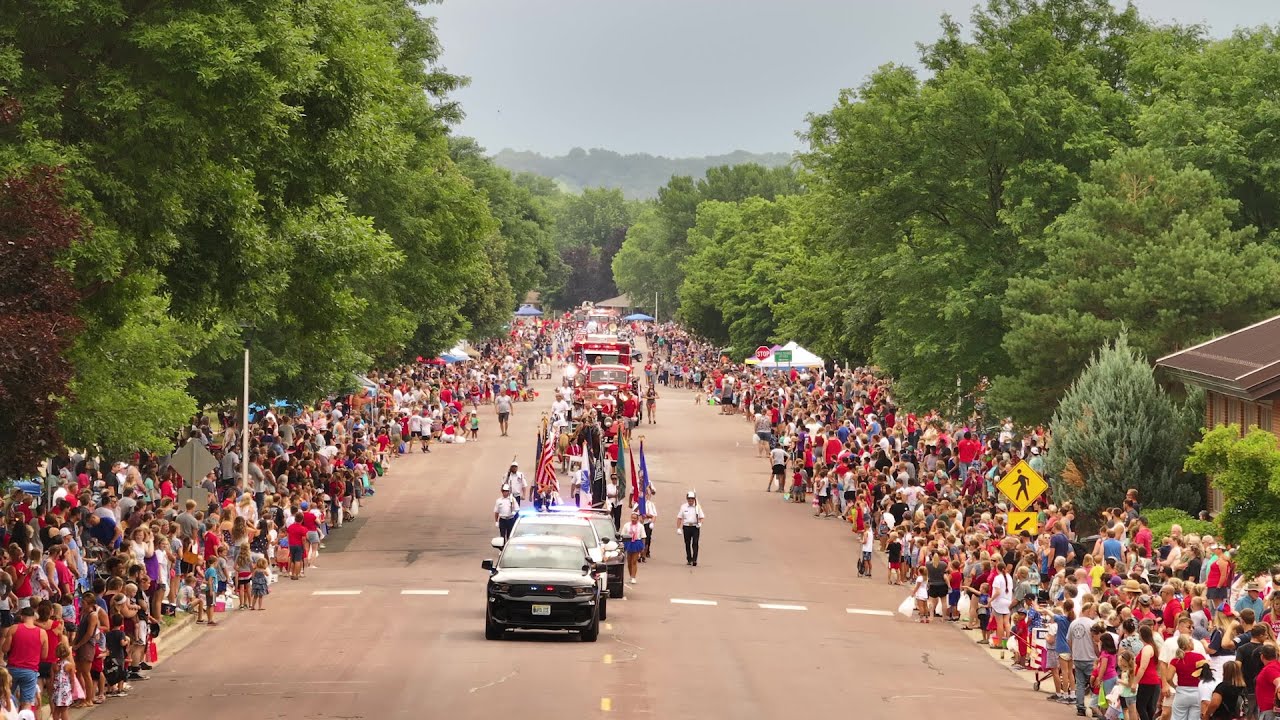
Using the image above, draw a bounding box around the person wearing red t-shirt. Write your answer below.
[824,435,842,466]
[1133,517,1154,557]
[1254,645,1280,718]
[1166,638,1207,720]
[6,545,33,610]
[202,523,222,562]
[285,513,309,580]
[1161,586,1184,637]
[956,431,981,474]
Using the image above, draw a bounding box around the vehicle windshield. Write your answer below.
[586,351,622,365]
[511,522,598,548]
[499,543,587,571]
[586,517,617,543]
[588,368,628,385]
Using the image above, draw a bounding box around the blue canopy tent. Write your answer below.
[440,351,469,363]
[622,313,654,322]
[514,304,543,317]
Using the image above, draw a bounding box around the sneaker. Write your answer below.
[630,578,637,584]
[1010,664,1026,671]
[139,662,153,671]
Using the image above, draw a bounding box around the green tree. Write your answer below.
[612,164,797,319]
[1132,26,1280,234]
[1184,425,1280,577]
[546,188,633,309]
[800,0,1142,414]
[676,197,804,352]
[1,0,505,430]
[993,147,1280,423]
[1046,333,1200,518]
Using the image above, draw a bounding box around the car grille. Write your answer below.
[508,585,577,599]
[502,601,594,624]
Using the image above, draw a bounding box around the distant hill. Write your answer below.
[491,147,795,199]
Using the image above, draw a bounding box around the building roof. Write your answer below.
[594,293,632,309]
[1156,314,1280,401]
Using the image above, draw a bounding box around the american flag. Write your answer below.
[535,426,558,491]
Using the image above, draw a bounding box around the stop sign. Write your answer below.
[755,346,771,361]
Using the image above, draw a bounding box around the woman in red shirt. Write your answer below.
[1165,636,1207,720]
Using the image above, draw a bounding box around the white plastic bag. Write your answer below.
[897,596,915,617]
[957,593,971,616]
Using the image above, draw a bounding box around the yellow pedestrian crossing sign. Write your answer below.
[996,460,1048,512]
[1006,511,1039,537]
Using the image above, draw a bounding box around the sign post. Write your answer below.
[772,349,793,376]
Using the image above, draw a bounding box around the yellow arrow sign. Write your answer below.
[996,460,1048,512]
[1006,511,1039,537]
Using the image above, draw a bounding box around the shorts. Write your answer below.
[9,667,37,705]
[772,464,785,476]
[756,431,772,443]
[499,413,510,423]
[889,562,902,570]
[306,530,320,544]
[947,589,961,606]
[38,661,52,679]
[410,431,421,438]
[927,584,948,599]
[237,577,251,588]
[861,551,872,562]
[290,545,305,562]
[1205,586,1228,601]
[1045,651,1060,670]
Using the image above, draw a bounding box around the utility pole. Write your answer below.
[239,324,255,492]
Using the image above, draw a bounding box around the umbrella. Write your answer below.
[622,313,654,322]
[14,480,42,497]
[514,304,543,317]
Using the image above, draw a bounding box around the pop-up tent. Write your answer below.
[757,341,824,369]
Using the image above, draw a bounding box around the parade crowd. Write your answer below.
[0,330,552,719]
[637,321,1280,720]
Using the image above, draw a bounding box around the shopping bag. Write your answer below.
[957,593,971,615]
[897,596,915,617]
[147,640,159,663]
[71,671,87,701]
[350,497,360,518]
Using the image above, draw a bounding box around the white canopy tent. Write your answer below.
[757,341,824,369]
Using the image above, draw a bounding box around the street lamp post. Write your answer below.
[240,325,255,491]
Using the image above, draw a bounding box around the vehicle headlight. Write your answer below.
[490,582,511,593]
[574,585,596,596]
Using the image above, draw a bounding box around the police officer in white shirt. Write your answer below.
[505,461,527,503]
[494,485,519,541]
[674,490,705,566]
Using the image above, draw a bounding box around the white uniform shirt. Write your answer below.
[506,471,526,497]
[494,496,518,519]
[677,502,704,527]
[643,500,657,525]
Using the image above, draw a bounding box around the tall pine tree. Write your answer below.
[1047,332,1201,517]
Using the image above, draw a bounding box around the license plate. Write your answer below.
[531,604,551,616]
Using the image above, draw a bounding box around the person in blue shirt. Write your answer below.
[1234,583,1265,619]
[1101,530,1124,563]
[1051,604,1075,702]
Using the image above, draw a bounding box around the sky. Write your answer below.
[425,0,1274,157]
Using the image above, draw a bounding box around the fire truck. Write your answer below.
[570,334,633,372]
[575,363,634,416]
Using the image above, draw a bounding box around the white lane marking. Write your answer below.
[846,608,895,616]
[669,598,718,606]
[758,603,807,611]
[311,590,362,596]
[401,589,450,595]
[224,676,373,681]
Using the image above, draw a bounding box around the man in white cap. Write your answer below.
[674,490,705,566]
[505,461,527,504]
[494,485,518,541]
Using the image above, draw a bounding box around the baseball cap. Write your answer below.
[501,484,511,491]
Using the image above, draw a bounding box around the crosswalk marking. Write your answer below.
[758,603,807,611]
[846,608,894,617]
[669,598,718,606]
[401,589,450,595]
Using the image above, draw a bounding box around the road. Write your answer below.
[89,372,1042,720]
